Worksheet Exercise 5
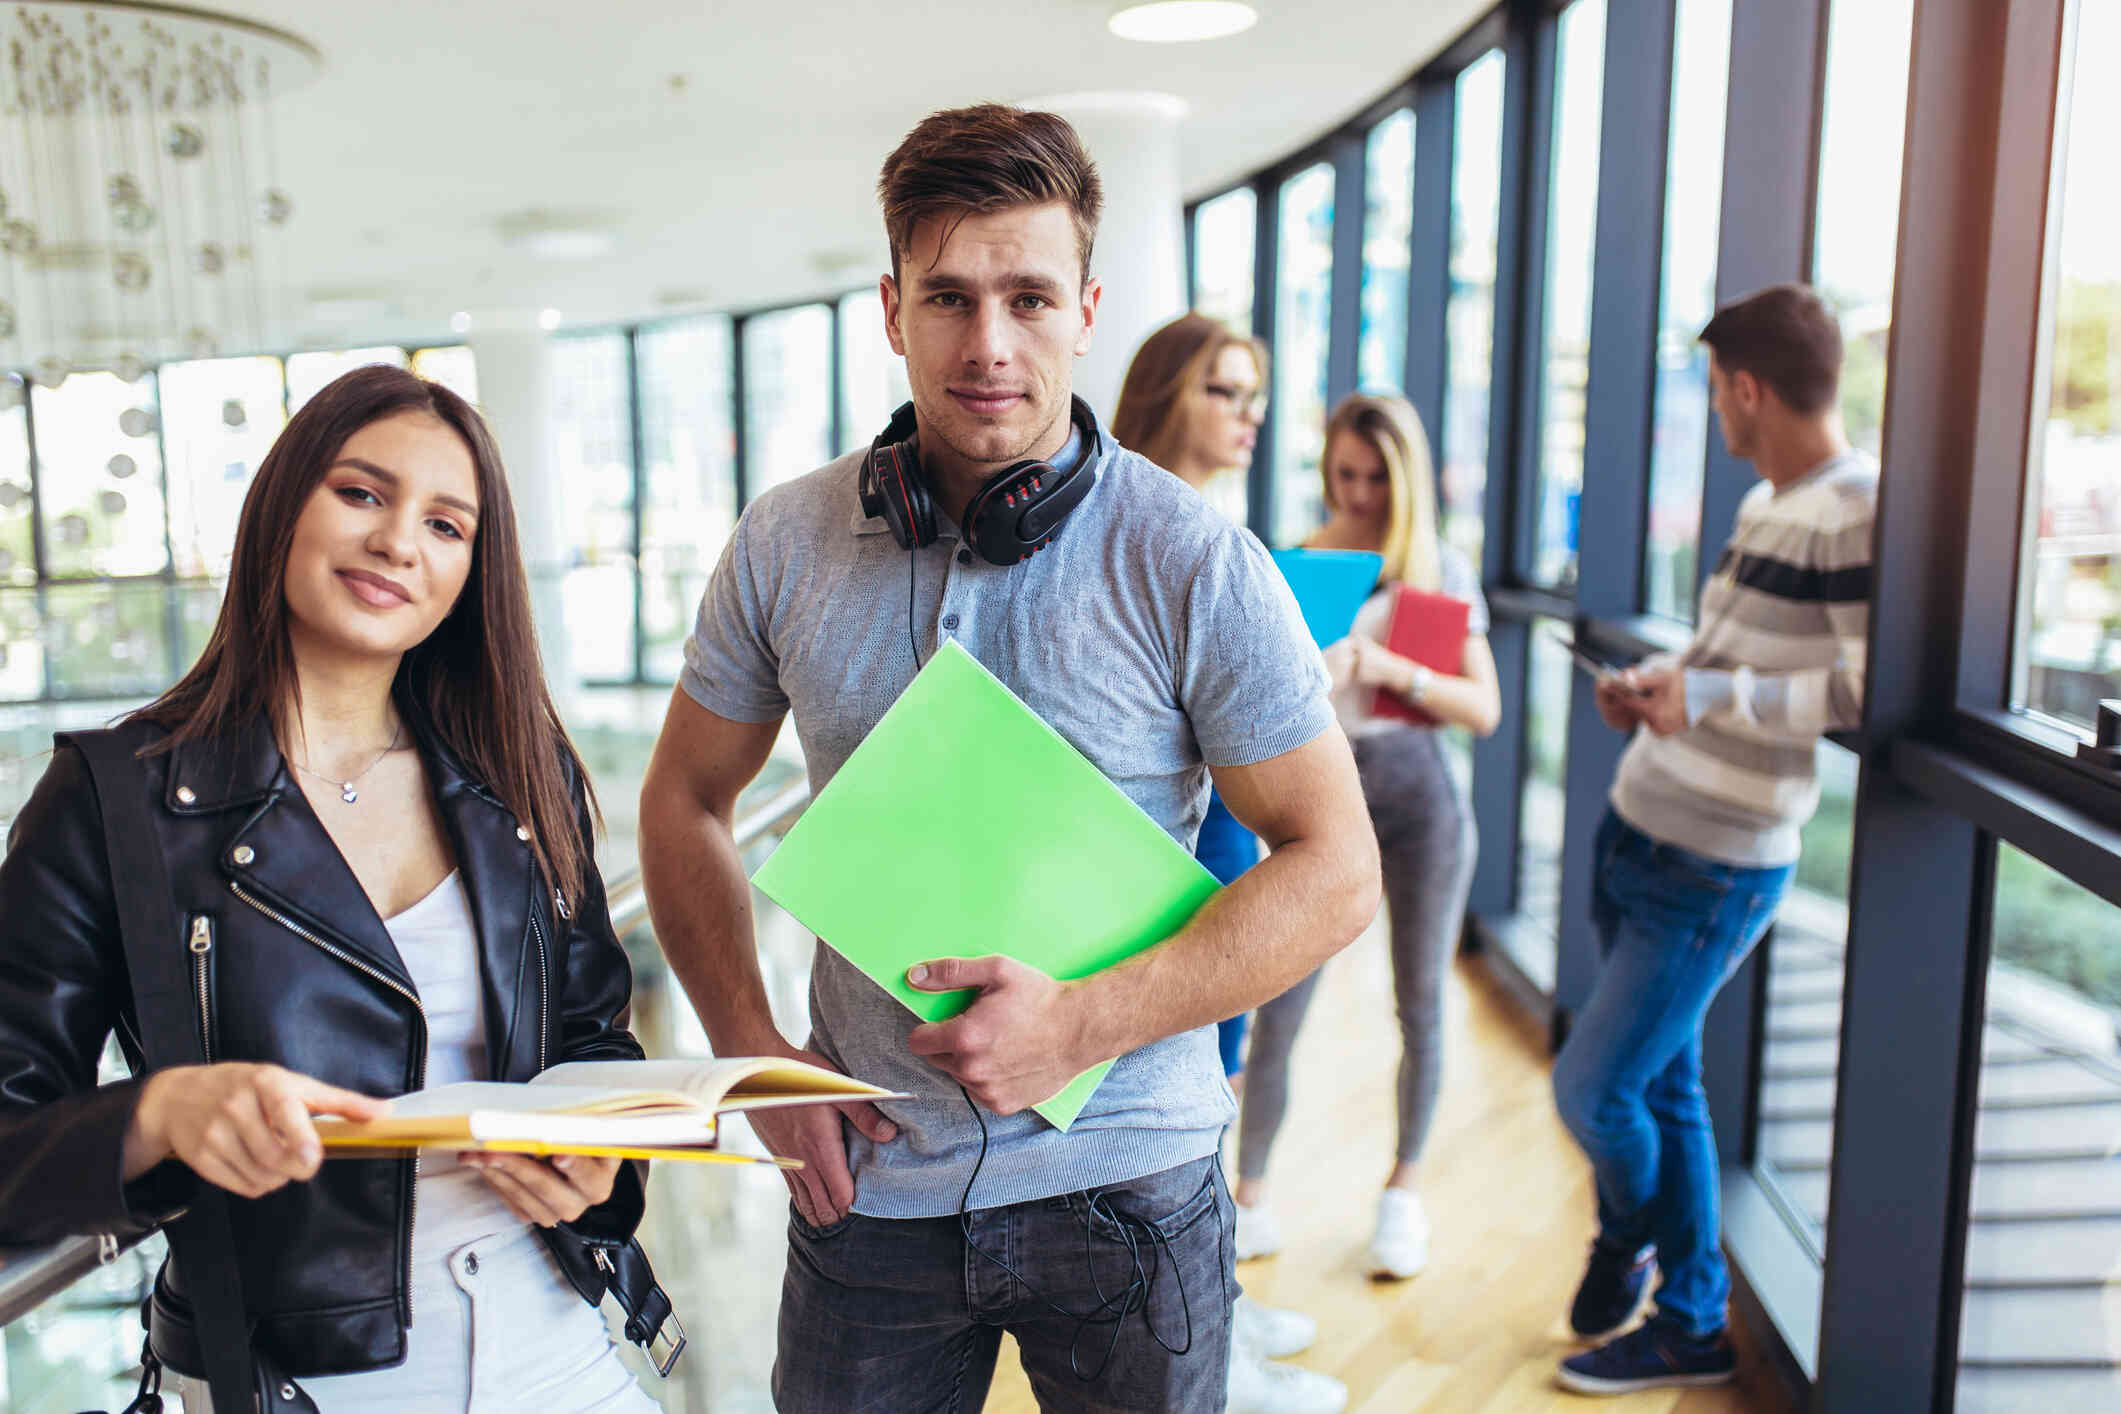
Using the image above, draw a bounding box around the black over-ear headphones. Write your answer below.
[858,396,1101,565]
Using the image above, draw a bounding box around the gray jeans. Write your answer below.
[772,1155,1235,1413]
[1237,726,1476,1182]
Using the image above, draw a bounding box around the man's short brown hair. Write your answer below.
[876,104,1104,285]
[1699,283,1844,414]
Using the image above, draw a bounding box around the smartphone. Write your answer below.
[1545,628,1650,694]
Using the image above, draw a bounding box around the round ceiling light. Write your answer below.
[1108,1,1257,43]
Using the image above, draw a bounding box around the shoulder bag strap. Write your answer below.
[67,729,268,1414]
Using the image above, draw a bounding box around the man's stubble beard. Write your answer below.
[922,394,1067,473]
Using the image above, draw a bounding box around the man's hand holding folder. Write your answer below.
[906,956,1086,1115]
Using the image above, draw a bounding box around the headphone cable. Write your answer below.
[908,540,922,670]
[890,412,1192,1381]
[952,1085,1195,1382]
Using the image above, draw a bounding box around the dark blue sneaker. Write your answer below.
[1555,1320,1737,1395]
[1567,1238,1655,1341]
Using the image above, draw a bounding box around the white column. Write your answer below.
[463,316,576,704]
[1031,92,1189,424]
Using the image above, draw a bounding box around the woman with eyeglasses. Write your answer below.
[1115,314,1351,1414]
[1114,312,1272,1084]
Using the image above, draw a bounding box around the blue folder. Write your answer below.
[1270,548,1385,647]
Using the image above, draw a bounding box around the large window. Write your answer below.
[638,318,737,681]
[1443,50,1506,570]
[1954,843,2121,1411]
[0,380,30,594]
[1530,0,1607,590]
[548,335,636,683]
[1754,743,1859,1246]
[1512,617,1573,986]
[2015,0,2120,735]
[1749,0,1917,1267]
[0,385,33,699]
[159,356,286,580]
[1359,108,1416,394]
[0,346,497,701]
[837,289,908,457]
[1812,0,1915,456]
[285,346,407,413]
[742,305,834,497]
[1272,162,1336,548]
[1192,187,1257,334]
[31,372,167,581]
[411,345,480,406]
[1642,0,1734,620]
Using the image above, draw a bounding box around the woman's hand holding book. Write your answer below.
[124,1062,391,1194]
[461,1150,620,1226]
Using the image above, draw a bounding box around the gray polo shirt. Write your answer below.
[681,424,1333,1217]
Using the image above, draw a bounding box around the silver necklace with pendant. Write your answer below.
[293,723,403,804]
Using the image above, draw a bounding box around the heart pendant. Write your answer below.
[340,783,359,804]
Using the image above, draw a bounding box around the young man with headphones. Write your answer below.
[639,103,1379,1413]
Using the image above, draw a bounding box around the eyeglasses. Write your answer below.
[1202,382,1268,419]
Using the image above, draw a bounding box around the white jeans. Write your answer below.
[171,1223,657,1412]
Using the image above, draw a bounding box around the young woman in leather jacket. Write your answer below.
[0,365,664,1410]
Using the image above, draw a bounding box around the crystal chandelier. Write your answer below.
[0,2,319,388]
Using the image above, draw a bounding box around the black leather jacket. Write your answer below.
[0,710,649,1380]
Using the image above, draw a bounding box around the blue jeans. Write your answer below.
[772,1156,1235,1412]
[1552,811,1792,1338]
[1195,790,1261,1077]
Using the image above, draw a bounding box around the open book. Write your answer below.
[312,1057,902,1167]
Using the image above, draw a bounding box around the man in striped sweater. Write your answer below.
[1553,284,1876,1396]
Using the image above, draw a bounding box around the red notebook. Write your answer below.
[1371,585,1472,727]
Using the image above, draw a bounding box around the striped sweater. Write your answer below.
[1611,450,1878,867]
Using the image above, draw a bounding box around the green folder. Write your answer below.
[751,640,1221,1130]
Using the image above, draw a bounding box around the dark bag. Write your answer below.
[66,729,683,1413]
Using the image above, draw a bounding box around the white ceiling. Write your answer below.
[230,0,1491,348]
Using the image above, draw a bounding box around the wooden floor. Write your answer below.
[980,921,1800,1414]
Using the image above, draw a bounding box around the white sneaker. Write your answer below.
[1234,1202,1282,1261]
[1226,1344,1348,1414]
[1233,1294,1315,1359]
[1368,1188,1429,1280]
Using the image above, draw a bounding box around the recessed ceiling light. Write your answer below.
[496,208,618,262]
[538,308,562,331]
[1108,1,1257,43]
[450,311,472,334]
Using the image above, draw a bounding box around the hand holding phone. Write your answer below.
[1545,627,1648,694]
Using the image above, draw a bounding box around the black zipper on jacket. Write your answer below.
[529,909,551,1073]
[228,879,428,1327]
[187,915,214,1063]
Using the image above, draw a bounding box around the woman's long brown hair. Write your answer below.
[133,364,598,909]
[1112,311,1269,474]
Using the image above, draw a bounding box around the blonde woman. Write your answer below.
[1233,392,1501,1281]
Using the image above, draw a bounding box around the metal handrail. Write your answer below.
[0,777,813,1328]
[604,776,812,939]
[0,1232,130,1329]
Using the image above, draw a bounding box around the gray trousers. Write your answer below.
[1236,726,1477,1182]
